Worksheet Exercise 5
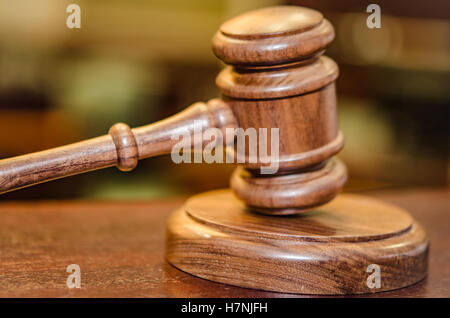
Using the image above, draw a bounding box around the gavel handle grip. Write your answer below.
[0,99,235,195]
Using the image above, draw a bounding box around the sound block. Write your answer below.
[165,189,428,295]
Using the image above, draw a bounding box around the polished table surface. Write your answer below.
[0,188,448,297]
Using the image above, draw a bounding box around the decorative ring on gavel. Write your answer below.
[108,123,139,172]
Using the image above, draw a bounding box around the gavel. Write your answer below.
[0,6,429,295]
[0,6,346,215]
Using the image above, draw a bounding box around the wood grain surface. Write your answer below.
[212,6,334,66]
[0,99,236,195]
[211,6,346,214]
[0,188,448,297]
[230,157,347,214]
[167,190,428,294]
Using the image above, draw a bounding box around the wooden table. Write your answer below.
[0,188,448,297]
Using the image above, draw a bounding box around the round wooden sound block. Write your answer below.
[166,190,428,295]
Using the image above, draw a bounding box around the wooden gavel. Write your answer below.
[0,6,347,215]
[0,6,430,296]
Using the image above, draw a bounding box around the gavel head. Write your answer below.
[212,6,347,215]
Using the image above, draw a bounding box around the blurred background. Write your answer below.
[0,0,448,201]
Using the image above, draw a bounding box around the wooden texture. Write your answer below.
[230,158,347,213]
[211,6,345,213]
[0,188,447,297]
[0,99,236,195]
[216,56,339,100]
[219,6,323,39]
[212,6,334,66]
[222,84,342,171]
[166,190,428,294]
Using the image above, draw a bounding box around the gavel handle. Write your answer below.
[0,99,235,195]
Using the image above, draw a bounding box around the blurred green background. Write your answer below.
[0,0,448,201]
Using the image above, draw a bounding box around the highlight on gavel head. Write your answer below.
[212,6,348,215]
